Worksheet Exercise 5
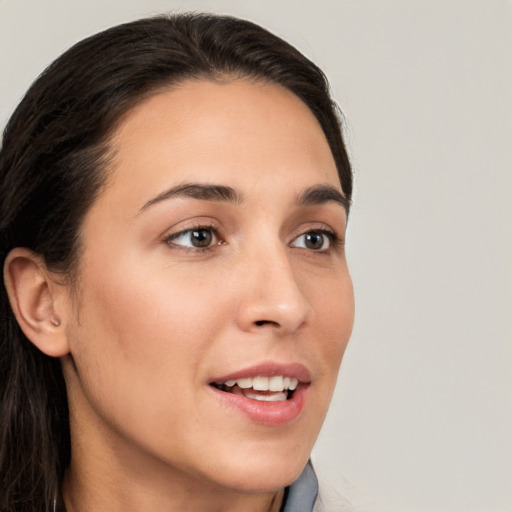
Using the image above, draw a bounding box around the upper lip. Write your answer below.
[210,361,311,384]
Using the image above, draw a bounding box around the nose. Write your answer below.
[235,243,312,335]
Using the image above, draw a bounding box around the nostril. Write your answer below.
[255,320,279,327]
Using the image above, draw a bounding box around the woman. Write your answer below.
[0,13,354,512]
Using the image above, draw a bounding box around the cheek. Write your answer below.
[311,266,354,345]
[79,255,224,350]
[307,268,354,399]
[66,258,230,423]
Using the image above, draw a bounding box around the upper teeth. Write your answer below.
[223,376,298,392]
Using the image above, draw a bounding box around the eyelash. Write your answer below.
[290,229,342,252]
[163,224,342,254]
[163,222,222,253]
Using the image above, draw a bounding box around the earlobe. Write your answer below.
[3,248,70,357]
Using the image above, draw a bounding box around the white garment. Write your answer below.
[314,474,386,512]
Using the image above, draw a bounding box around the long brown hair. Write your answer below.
[0,13,352,511]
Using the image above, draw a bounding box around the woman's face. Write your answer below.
[61,79,354,493]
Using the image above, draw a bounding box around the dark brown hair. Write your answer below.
[0,12,352,511]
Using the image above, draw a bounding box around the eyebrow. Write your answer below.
[140,183,243,212]
[139,182,348,213]
[297,184,349,211]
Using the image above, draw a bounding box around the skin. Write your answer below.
[10,79,354,511]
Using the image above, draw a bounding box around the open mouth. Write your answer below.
[210,375,299,402]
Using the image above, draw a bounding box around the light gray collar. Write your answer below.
[281,461,318,512]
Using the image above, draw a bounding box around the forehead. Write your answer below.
[103,79,341,209]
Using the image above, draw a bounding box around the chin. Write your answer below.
[219,465,307,494]
[201,440,312,493]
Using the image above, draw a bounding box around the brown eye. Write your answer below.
[290,231,332,251]
[189,229,213,247]
[168,228,217,248]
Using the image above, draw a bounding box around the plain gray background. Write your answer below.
[1,1,511,510]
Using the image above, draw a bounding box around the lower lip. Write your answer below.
[209,384,309,426]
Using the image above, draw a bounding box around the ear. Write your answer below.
[3,247,71,357]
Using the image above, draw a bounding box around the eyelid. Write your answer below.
[159,218,344,254]
[290,230,334,250]
[169,227,218,246]
[288,221,345,255]
[289,221,343,242]
[161,220,224,252]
